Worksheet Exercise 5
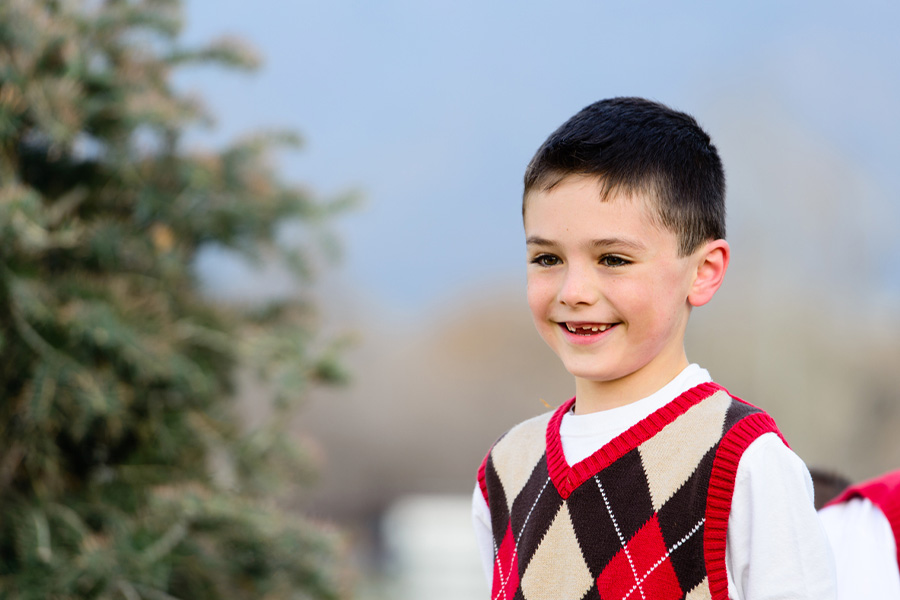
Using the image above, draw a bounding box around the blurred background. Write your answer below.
[2,1,898,599]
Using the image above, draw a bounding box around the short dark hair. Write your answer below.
[523,97,726,256]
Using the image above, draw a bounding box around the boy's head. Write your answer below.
[524,97,725,257]
[522,98,730,408]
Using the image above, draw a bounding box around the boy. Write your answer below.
[472,98,834,600]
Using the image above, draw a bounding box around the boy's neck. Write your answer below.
[572,357,691,415]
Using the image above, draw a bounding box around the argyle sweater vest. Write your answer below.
[477,382,785,600]
[826,469,900,569]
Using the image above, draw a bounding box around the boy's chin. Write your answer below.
[565,367,630,384]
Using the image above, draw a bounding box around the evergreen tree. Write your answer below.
[0,1,347,598]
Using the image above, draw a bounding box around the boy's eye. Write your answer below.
[599,255,630,267]
[531,254,561,267]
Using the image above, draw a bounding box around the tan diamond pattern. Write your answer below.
[491,411,554,511]
[520,503,594,600]
[685,577,712,599]
[638,390,731,510]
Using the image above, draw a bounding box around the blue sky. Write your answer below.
[179,0,900,313]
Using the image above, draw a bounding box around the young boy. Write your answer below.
[472,97,835,600]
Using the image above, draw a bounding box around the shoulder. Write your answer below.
[820,495,891,534]
[481,406,558,469]
[735,432,811,490]
[826,469,900,559]
[830,469,900,508]
[723,433,836,599]
[477,404,563,503]
[499,407,559,444]
[713,385,795,494]
[712,384,789,451]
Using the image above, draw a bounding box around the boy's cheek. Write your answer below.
[526,285,554,321]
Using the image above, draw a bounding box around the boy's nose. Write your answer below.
[558,266,600,307]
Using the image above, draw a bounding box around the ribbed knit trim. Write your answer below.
[826,469,900,568]
[545,382,724,500]
[477,451,490,503]
[703,409,785,600]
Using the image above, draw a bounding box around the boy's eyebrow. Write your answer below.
[590,237,647,251]
[525,236,555,246]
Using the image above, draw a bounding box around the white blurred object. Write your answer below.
[819,497,900,598]
[382,494,489,600]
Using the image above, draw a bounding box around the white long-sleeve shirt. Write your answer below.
[472,364,836,599]
[819,496,900,598]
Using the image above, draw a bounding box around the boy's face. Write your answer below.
[524,175,703,404]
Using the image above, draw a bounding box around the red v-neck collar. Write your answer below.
[545,381,723,499]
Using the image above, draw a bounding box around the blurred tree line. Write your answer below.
[0,0,348,598]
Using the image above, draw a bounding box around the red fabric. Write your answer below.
[596,514,683,600]
[703,403,786,600]
[477,451,490,503]
[545,382,725,499]
[826,469,900,568]
[492,522,520,600]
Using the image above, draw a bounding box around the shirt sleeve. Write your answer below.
[818,497,900,598]
[472,484,495,585]
[725,432,837,599]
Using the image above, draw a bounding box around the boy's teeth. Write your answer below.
[566,323,611,333]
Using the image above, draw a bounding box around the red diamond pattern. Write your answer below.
[596,514,683,600]
[492,522,520,600]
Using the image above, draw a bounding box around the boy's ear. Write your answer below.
[688,239,730,307]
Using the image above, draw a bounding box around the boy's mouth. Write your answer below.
[561,322,616,335]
